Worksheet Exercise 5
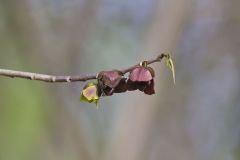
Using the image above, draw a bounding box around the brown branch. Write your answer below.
[0,69,96,83]
[0,54,167,83]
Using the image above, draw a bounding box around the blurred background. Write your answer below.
[0,0,240,160]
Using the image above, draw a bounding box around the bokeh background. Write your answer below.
[0,0,240,160]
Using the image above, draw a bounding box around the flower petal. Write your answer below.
[126,79,138,91]
[102,87,114,96]
[98,71,122,88]
[127,80,150,93]
[83,85,98,101]
[143,79,155,95]
[129,67,153,82]
[114,78,128,93]
[80,83,100,105]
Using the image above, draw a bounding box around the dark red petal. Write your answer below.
[129,67,153,82]
[126,79,138,91]
[143,79,155,95]
[114,79,128,93]
[103,86,114,96]
[98,71,122,88]
[136,82,148,91]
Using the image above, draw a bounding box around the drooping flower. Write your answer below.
[97,70,127,96]
[113,78,128,93]
[80,83,100,106]
[127,64,155,95]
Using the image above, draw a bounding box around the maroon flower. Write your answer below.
[127,66,155,95]
[113,78,128,93]
[97,70,127,96]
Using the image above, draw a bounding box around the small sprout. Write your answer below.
[127,65,155,95]
[80,83,100,106]
[163,53,176,84]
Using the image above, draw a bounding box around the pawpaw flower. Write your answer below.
[80,83,100,106]
[97,70,127,96]
[127,62,155,95]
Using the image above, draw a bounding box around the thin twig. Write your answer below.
[0,54,166,83]
[0,69,96,83]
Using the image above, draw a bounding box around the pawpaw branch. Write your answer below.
[0,53,171,83]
